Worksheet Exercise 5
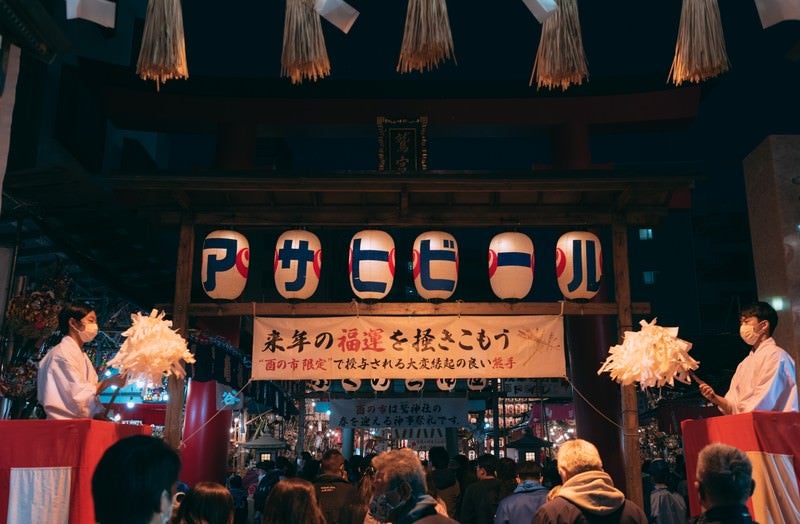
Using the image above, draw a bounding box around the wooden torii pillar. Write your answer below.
[164,215,194,448]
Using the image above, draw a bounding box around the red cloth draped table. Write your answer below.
[681,412,800,523]
[0,419,151,523]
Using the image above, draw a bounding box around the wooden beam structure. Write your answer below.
[158,301,653,317]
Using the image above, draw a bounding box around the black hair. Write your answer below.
[517,460,543,480]
[92,435,181,524]
[428,446,450,470]
[58,301,95,335]
[741,301,778,336]
[477,453,499,476]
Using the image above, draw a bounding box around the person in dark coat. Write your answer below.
[459,453,503,524]
[494,461,549,524]
[533,439,647,524]
[253,460,276,522]
[426,446,460,519]
[690,443,756,524]
[313,449,358,524]
[227,474,249,524]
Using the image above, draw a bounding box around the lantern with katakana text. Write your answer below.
[556,231,602,301]
[488,232,534,300]
[349,230,395,300]
[413,231,458,300]
[274,230,322,300]
[201,230,250,299]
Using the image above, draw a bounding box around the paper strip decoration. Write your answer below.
[521,0,558,23]
[66,0,117,28]
[314,0,359,33]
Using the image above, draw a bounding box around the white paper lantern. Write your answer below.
[488,232,534,300]
[405,379,425,392]
[370,378,391,392]
[412,231,458,300]
[308,379,330,392]
[436,378,457,391]
[467,378,488,391]
[349,230,395,300]
[556,231,603,301]
[201,230,250,299]
[341,378,361,392]
[274,230,322,300]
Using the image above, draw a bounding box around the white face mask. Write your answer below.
[78,321,99,343]
[739,323,761,346]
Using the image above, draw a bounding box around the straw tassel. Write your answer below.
[669,0,730,85]
[282,0,331,84]
[530,0,588,90]
[136,0,189,90]
[397,0,456,74]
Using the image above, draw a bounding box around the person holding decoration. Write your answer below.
[698,301,797,414]
[37,302,127,419]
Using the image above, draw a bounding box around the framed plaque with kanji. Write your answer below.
[377,116,428,172]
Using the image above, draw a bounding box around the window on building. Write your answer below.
[643,271,656,285]
[639,228,654,240]
[525,451,537,462]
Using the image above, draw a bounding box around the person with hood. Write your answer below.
[426,447,460,518]
[370,448,457,524]
[533,439,647,523]
[494,461,549,524]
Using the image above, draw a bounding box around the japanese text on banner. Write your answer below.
[251,315,565,380]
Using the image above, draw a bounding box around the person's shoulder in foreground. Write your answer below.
[533,439,647,524]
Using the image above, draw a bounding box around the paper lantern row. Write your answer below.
[307,378,489,392]
[201,229,602,302]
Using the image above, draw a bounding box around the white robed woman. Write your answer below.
[37,302,125,419]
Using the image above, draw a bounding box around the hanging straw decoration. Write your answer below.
[530,0,587,90]
[597,319,699,390]
[669,0,729,85]
[397,0,456,74]
[282,0,331,84]
[136,0,189,90]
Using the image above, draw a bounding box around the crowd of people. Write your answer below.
[91,435,759,524]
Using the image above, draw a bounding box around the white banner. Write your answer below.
[8,467,71,524]
[252,315,565,380]
[394,427,447,451]
[330,398,468,428]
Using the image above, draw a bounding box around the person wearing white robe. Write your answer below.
[699,301,798,414]
[37,302,125,419]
